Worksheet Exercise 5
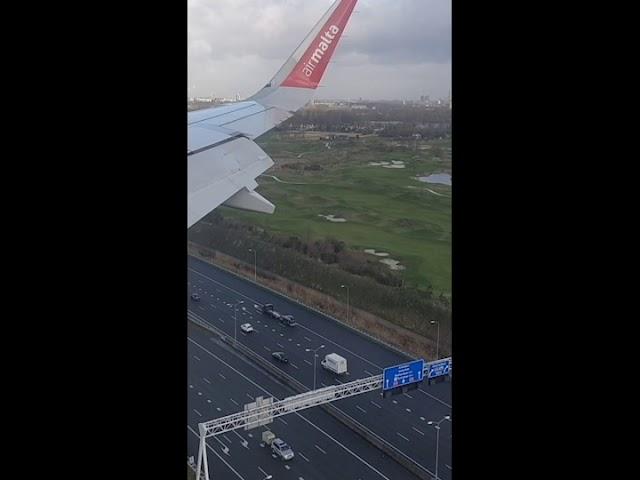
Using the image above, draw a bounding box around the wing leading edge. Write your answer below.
[187,0,358,228]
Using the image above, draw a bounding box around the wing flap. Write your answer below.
[223,188,275,214]
[188,136,274,228]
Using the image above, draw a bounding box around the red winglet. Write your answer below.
[281,0,358,89]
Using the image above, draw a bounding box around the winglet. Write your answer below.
[249,0,358,109]
[281,0,358,89]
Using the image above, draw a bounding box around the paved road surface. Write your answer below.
[188,255,452,479]
[188,324,420,480]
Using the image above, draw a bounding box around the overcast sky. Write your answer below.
[188,0,451,101]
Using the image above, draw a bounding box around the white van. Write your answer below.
[321,353,348,375]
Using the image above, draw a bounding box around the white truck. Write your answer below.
[321,353,348,375]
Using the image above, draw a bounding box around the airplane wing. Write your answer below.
[188,0,358,228]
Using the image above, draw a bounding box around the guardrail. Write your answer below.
[188,310,435,480]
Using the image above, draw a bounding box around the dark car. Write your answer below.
[280,314,296,327]
[190,293,200,301]
[271,351,289,363]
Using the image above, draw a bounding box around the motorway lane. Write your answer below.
[187,256,452,479]
[188,256,451,405]
[188,324,419,480]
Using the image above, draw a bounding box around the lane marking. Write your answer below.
[290,363,299,369]
[190,265,452,408]
[232,430,249,449]
[187,426,243,479]
[445,464,452,470]
[246,393,254,400]
[203,377,211,384]
[188,336,399,480]
[412,427,425,436]
[314,445,327,454]
[277,343,284,348]
[355,405,367,414]
[304,336,313,342]
[403,393,414,399]
[277,417,289,425]
[298,452,310,462]
[364,370,375,376]
[193,355,201,361]
[370,401,382,409]
[219,373,226,380]
[263,346,271,352]
[397,432,410,441]
[418,388,452,408]
[304,359,312,366]
[258,467,270,478]
[230,398,239,406]
[193,409,202,417]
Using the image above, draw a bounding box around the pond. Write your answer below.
[416,173,451,185]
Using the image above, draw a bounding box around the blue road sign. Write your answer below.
[428,359,451,379]
[383,359,425,391]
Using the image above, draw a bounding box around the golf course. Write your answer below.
[219,131,452,295]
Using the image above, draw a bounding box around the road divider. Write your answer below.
[188,310,434,480]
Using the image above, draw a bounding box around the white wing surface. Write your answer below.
[188,0,358,228]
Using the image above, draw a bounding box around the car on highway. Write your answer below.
[271,351,289,363]
[280,314,296,327]
[240,323,254,333]
[190,293,200,301]
[271,438,294,461]
[262,303,282,320]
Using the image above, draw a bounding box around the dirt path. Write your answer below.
[260,174,310,185]
[425,187,449,197]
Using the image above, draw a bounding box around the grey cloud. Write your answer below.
[343,0,451,65]
[188,0,451,99]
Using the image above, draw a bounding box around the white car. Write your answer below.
[240,323,254,333]
[271,438,294,461]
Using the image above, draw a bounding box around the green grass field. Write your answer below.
[220,132,452,294]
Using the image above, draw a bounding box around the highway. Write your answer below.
[188,324,419,480]
[188,255,452,479]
